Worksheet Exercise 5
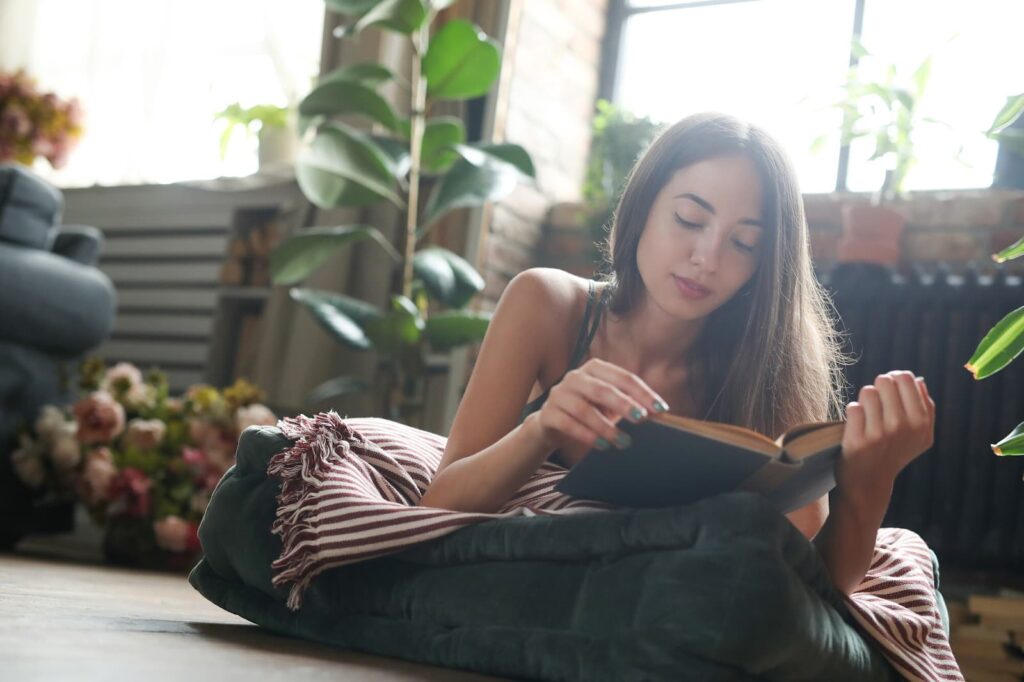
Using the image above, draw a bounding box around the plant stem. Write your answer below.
[401,21,430,301]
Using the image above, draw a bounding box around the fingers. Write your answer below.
[582,358,669,415]
[844,401,865,444]
[857,384,884,442]
[547,401,626,451]
[873,373,909,434]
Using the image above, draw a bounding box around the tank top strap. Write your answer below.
[566,280,607,370]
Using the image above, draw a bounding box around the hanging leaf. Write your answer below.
[369,134,412,182]
[424,311,492,350]
[423,20,501,100]
[296,123,405,209]
[290,288,383,350]
[299,80,399,131]
[419,143,533,230]
[469,143,536,178]
[987,94,1024,136]
[364,295,425,352]
[353,0,426,34]
[413,247,484,307]
[965,305,1024,379]
[993,235,1024,263]
[421,117,465,173]
[319,63,395,88]
[270,226,400,285]
[307,375,370,404]
[993,421,1024,456]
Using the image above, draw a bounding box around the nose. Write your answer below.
[691,228,722,272]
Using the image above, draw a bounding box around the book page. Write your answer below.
[781,423,845,461]
[651,413,780,457]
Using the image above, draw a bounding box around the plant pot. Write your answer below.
[838,203,906,266]
[257,125,299,172]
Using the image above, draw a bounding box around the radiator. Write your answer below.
[822,263,1024,571]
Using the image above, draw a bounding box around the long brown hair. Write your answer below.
[598,112,852,437]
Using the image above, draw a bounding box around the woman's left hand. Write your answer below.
[838,370,936,496]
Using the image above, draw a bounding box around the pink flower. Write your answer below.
[73,391,125,444]
[153,516,191,553]
[122,418,166,451]
[188,418,235,472]
[107,467,151,518]
[100,362,144,396]
[234,403,277,434]
[76,447,117,504]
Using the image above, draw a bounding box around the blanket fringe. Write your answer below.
[268,410,360,607]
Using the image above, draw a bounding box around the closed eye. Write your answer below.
[673,214,702,229]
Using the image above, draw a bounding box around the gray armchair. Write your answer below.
[0,164,116,544]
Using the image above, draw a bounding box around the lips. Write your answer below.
[673,275,712,297]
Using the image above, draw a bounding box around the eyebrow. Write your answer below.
[674,192,765,229]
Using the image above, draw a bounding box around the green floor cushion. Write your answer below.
[189,424,898,681]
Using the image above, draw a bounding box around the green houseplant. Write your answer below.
[965,96,1024,456]
[817,39,941,266]
[215,102,295,168]
[581,100,661,266]
[268,0,535,424]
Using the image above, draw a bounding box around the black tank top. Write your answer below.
[519,280,612,463]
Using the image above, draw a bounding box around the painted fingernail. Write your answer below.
[630,406,647,421]
[614,432,632,449]
[652,400,669,413]
[594,437,611,450]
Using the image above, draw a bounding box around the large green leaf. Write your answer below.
[308,375,370,404]
[297,123,405,209]
[994,236,1024,264]
[413,247,484,307]
[419,143,532,229]
[270,226,400,285]
[423,20,501,100]
[987,93,1024,136]
[319,63,394,88]
[421,117,465,173]
[290,288,383,350]
[993,421,1024,456]
[299,80,398,131]
[354,0,426,34]
[424,311,492,350]
[965,305,1024,380]
[369,134,412,182]
[470,143,536,178]
[364,295,425,352]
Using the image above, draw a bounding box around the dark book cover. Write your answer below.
[554,418,841,514]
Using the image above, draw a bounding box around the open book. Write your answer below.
[553,413,845,514]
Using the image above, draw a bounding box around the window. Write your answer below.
[0,0,324,187]
[607,0,1024,193]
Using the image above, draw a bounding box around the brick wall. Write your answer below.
[538,190,1024,276]
[478,0,608,308]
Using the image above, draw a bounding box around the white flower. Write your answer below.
[34,405,68,444]
[234,404,277,433]
[49,422,81,471]
[123,382,157,411]
[11,435,46,488]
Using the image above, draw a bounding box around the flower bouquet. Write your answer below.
[10,357,276,570]
[0,69,83,168]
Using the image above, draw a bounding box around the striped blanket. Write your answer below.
[267,412,962,682]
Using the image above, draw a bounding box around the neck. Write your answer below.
[599,288,705,379]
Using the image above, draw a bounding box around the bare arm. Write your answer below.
[417,269,571,513]
[813,371,935,595]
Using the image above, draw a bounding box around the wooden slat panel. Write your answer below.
[96,339,208,366]
[100,262,222,285]
[117,288,218,311]
[113,314,214,338]
[102,234,228,258]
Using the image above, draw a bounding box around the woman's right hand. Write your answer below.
[531,358,669,452]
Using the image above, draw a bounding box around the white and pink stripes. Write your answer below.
[266,412,961,680]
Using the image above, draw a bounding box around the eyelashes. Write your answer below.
[673,214,756,253]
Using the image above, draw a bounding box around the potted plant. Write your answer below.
[268,0,536,426]
[214,102,297,171]
[0,69,83,169]
[820,40,941,266]
[581,100,661,266]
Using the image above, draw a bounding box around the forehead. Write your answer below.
[662,155,765,215]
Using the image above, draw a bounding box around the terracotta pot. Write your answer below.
[838,203,907,266]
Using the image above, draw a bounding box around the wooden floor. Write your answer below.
[0,553,503,681]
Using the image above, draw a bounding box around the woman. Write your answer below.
[418,112,935,596]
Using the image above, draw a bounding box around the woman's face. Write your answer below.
[634,153,766,320]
